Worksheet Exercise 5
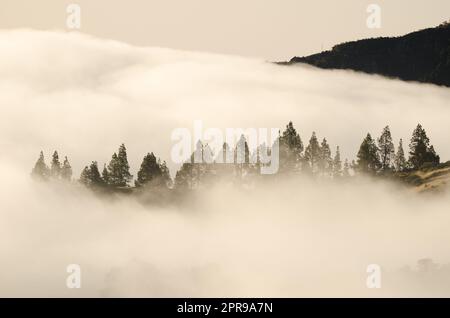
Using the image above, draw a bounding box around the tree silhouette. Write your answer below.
[31,151,49,180]
[333,146,342,177]
[106,144,133,188]
[79,166,90,186]
[61,156,73,181]
[50,151,61,178]
[174,161,194,190]
[318,138,332,176]
[101,164,109,185]
[408,124,440,169]
[394,139,406,172]
[89,161,104,187]
[304,132,321,173]
[107,153,121,187]
[117,143,132,186]
[79,162,104,188]
[29,122,447,194]
[356,133,380,174]
[279,122,303,173]
[136,152,171,188]
[377,126,395,172]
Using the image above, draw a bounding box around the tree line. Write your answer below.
[31,122,441,191]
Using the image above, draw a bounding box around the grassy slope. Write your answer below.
[397,161,450,193]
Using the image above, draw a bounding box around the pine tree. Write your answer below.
[174,162,194,189]
[79,162,104,188]
[304,132,321,173]
[394,139,406,172]
[318,138,332,176]
[356,133,380,174]
[89,161,103,187]
[107,153,121,187]
[333,146,342,177]
[61,156,73,181]
[175,144,208,190]
[136,152,167,187]
[159,160,172,188]
[428,145,439,165]
[79,166,90,186]
[117,143,132,186]
[50,151,61,178]
[377,126,395,172]
[279,122,303,172]
[282,122,304,154]
[106,144,133,188]
[31,151,49,180]
[408,124,440,169]
[101,164,109,185]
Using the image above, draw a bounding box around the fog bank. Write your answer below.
[0,30,450,297]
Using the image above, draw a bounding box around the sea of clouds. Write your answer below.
[0,29,450,297]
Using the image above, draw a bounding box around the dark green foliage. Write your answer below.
[79,166,90,186]
[318,138,332,176]
[135,152,172,188]
[394,139,406,172]
[356,133,380,174]
[106,144,133,188]
[117,143,132,185]
[107,153,121,187]
[79,161,104,188]
[408,124,440,169]
[287,23,450,87]
[101,164,109,185]
[160,161,171,186]
[378,126,395,171]
[89,161,104,187]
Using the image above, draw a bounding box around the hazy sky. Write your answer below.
[1,0,449,60]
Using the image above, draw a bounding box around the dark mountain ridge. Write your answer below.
[283,22,450,87]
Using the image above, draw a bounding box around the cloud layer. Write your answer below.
[0,30,449,297]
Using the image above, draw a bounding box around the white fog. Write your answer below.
[0,30,449,297]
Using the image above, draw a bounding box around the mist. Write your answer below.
[1,29,450,297]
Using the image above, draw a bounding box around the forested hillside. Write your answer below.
[284,22,450,87]
[31,122,448,196]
